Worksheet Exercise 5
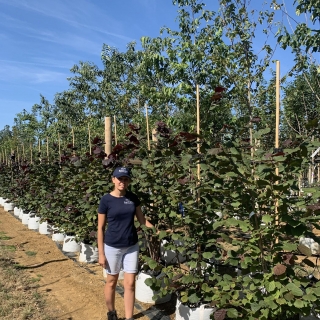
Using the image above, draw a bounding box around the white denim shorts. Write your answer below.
[104,242,139,275]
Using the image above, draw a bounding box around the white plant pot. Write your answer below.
[4,202,14,212]
[79,242,98,263]
[52,232,65,242]
[175,298,215,320]
[0,198,7,206]
[62,235,80,252]
[18,209,24,220]
[28,216,40,230]
[39,221,52,235]
[22,212,30,225]
[13,207,20,217]
[135,272,171,304]
[160,239,186,264]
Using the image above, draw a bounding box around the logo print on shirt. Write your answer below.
[124,199,133,205]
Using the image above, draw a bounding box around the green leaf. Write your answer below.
[253,127,271,139]
[267,280,276,292]
[158,231,167,240]
[250,302,261,313]
[230,147,239,155]
[303,293,317,302]
[262,215,273,223]
[276,298,287,305]
[201,283,211,292]
[188,293,201,304]
[231,201,241,208]
[172,233,180,241]
[148,259,158,270]
[286,283,303,296]
[294,299,304,308]
[203,251,213,259]
[226,308,238,318]
[282,243,297,251]
[298,244,312,257]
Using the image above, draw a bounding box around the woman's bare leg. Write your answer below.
[123,272,136,319]
[104,273,119,311]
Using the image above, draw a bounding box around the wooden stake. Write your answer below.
[114,115,117,145]
[4,149,7,165]
[17,146,19,163]
[145,104,150,151]
[275,61,280,157]
[275,60,280,233]
[196,84,201,203]
[152,128,158,142]
[38,138,41,152]
[196,84,200,182]
[22,144,25,160]
[105,117,112,156]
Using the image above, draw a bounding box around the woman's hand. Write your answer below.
[98,254,107,268]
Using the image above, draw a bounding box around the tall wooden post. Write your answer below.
[105,117,112,156]
[145,104,150,151]
[88,123,91,154]
[275,61,280,233]
[196,84,201,204]
[196,84,200,182]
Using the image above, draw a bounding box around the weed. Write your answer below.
[25,251,37,256]
[0,245,15,252]
[0,232,11,241]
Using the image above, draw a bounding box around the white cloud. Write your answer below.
[0,61,68,84]
[0,0,132,41]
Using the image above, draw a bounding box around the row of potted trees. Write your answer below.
[1,123,320,319]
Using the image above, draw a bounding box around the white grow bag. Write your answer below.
[62,235,80,252]
[79,242,98,263]
[175,299,215,320]
[135,271,171,304]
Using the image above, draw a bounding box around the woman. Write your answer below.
[97,167,154,320]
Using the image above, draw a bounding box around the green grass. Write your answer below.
[25,251,37,256]
[0,245,15,252]
[0,232,11,241]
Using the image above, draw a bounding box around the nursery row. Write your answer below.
[1,123,320,319]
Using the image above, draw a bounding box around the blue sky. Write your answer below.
[0,0,316,130]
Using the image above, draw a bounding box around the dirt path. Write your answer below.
[0,207,166,320]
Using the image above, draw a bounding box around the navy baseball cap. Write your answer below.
[112,167,131,178]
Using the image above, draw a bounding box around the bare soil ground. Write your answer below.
[0,207,174,320]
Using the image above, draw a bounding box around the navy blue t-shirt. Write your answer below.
[98,191,140,248]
